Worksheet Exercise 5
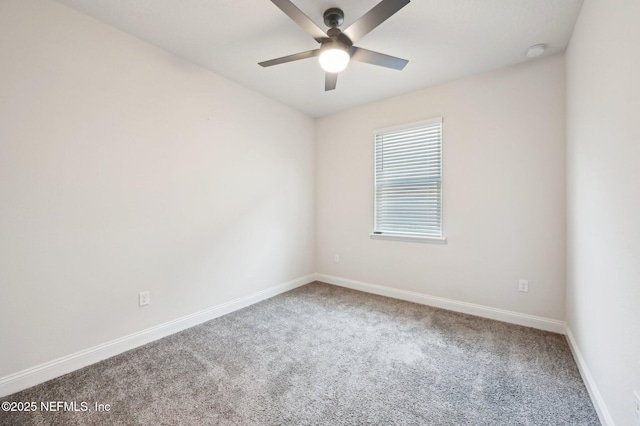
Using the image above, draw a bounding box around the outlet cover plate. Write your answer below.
[139,291,150,307]
[518,279,529,293]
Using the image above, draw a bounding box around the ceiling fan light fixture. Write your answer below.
[319,43,350,73]
[260,0,411,90]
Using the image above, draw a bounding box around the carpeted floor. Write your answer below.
[1,282,599,425]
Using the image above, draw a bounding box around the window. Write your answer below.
[371,118,445,243]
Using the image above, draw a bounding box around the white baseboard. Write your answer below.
[0,273,575,400]
[316,273,566,334]
[0,274,314,398]
[565,327,614,426]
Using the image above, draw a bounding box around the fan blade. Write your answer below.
[259,49,320,67]
[350,47,408,70]
[325,72,338,91]
[271,0,328,43]
[343,0,410,44]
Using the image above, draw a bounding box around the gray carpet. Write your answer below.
[1,282,599,425]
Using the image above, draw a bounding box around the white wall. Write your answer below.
[0,0,314,380]
[316,55,566,321]
[565,0,640,424]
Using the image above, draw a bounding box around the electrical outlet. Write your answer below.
[139,291,150,307]
[518,279,529,293]
[634,391,640,424]
[334,254,340,263]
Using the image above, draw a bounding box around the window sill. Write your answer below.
[369,233,447,244]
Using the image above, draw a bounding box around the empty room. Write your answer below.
[0,0,638,424]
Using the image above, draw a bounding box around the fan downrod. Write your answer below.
[323,8,344,28]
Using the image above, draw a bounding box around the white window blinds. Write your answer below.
[374,119,443,238]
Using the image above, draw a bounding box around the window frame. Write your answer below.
[370,118,446,244]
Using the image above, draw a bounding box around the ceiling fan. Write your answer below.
[259,0,410,91]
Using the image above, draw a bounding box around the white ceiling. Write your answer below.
[54,0,583,117]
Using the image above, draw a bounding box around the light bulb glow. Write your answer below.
[319,47,350,73]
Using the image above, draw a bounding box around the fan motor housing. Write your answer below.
[323,8,344,28]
